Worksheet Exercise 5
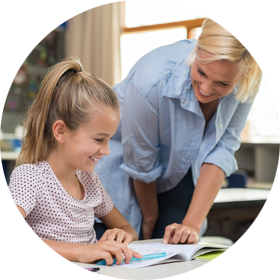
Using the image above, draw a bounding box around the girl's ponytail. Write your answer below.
[16,57,118,166]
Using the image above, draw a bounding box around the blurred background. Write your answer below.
[1,0,278,243]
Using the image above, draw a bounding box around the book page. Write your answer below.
[103,242,229,269]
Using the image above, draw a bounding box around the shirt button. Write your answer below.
[196,134,199,138]
[219,124,223,128]
[182,100,186,104]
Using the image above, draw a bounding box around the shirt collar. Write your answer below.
[162,54,192,100]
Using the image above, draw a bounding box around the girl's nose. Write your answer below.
[100,145,110,156]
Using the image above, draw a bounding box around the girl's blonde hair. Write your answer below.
[16,57,120,166]
[188,18,262,102]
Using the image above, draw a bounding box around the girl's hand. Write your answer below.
[163,223,199,244]
[99,228,133,244]
[78,240,142,264]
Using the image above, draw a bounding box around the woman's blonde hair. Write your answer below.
[16,57,120,166]
[188,18,262,102]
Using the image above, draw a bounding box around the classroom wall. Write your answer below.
[0,0,67,27]
[0,0,68,201]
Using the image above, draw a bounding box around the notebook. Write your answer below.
[98,242,229,269]
[197,247,280,269]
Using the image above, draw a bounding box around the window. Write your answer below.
[121,28,187,79]
[120,1,279,142]
[125,0,204,27]
[244,77,280,142]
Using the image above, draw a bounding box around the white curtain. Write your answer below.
[65,2,124,86]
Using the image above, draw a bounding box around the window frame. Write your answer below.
[122,0,280,39]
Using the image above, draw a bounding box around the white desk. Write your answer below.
[207,188,270,242]
[214,188,270,204]
[210,187,270,220]
[0,241,280,280]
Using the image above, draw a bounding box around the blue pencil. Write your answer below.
[97,252,167,265]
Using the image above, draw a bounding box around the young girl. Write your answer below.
[8,58,142,265]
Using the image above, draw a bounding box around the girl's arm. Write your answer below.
[163,163,225,244]
[0,204,141,265]
[98,206,139,243]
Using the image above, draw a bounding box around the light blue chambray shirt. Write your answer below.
[95,39,253,235]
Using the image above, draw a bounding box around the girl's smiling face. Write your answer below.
[62,105,120,173]
[190,50,242,104]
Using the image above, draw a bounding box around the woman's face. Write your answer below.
[190,50,242,104]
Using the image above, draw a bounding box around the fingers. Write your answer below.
[99,229,128,243]
[115,230,125,243]
[163,224,176,244]
[186,232,199,244]
[99,241,128,265]
[101,251,115,266]
[130,248,143,260]
[112,242,132,264]
[123,233,132,245]
[99,230,110,242]
[112,245,125,265]
[163,224,199,244]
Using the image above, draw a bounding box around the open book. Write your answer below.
[198,247,280,269]
[120,242,229,269]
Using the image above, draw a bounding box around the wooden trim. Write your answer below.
[123,18,206,34]
[187,27,197,39]
[123,18,205,33]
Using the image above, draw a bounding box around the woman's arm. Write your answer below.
[0,204,141,265]
[120,82,162,239]
[163,163,225,244]
[99,206,139,242]
[133,179,158,239]
[163,100,254,244]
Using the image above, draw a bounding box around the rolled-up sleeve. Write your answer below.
[204,100,254,177]
[120,81,162,183]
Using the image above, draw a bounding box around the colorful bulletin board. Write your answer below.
[0,22,64,130]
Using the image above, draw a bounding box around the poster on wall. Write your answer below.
[0,22,64,114]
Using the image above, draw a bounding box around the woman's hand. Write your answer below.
[78,240,142,265]
[99,228,133,244]
[163,223,199,244]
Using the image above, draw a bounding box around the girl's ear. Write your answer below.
[53,120,67,143]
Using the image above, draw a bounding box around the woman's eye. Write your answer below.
[219,82,229,86]
[94,138,103,142]
[197,68,206,76]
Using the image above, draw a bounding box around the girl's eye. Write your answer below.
[94,138,103,142]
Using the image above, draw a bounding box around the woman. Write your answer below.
[94,18,262,244]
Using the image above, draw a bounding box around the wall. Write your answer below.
[0,0,68,201]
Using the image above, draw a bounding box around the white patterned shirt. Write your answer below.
[9,161,114,244]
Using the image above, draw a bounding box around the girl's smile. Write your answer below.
[65,107,119,173]
[47,105,120,175]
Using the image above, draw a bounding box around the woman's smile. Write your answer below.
[197,84,213,97]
